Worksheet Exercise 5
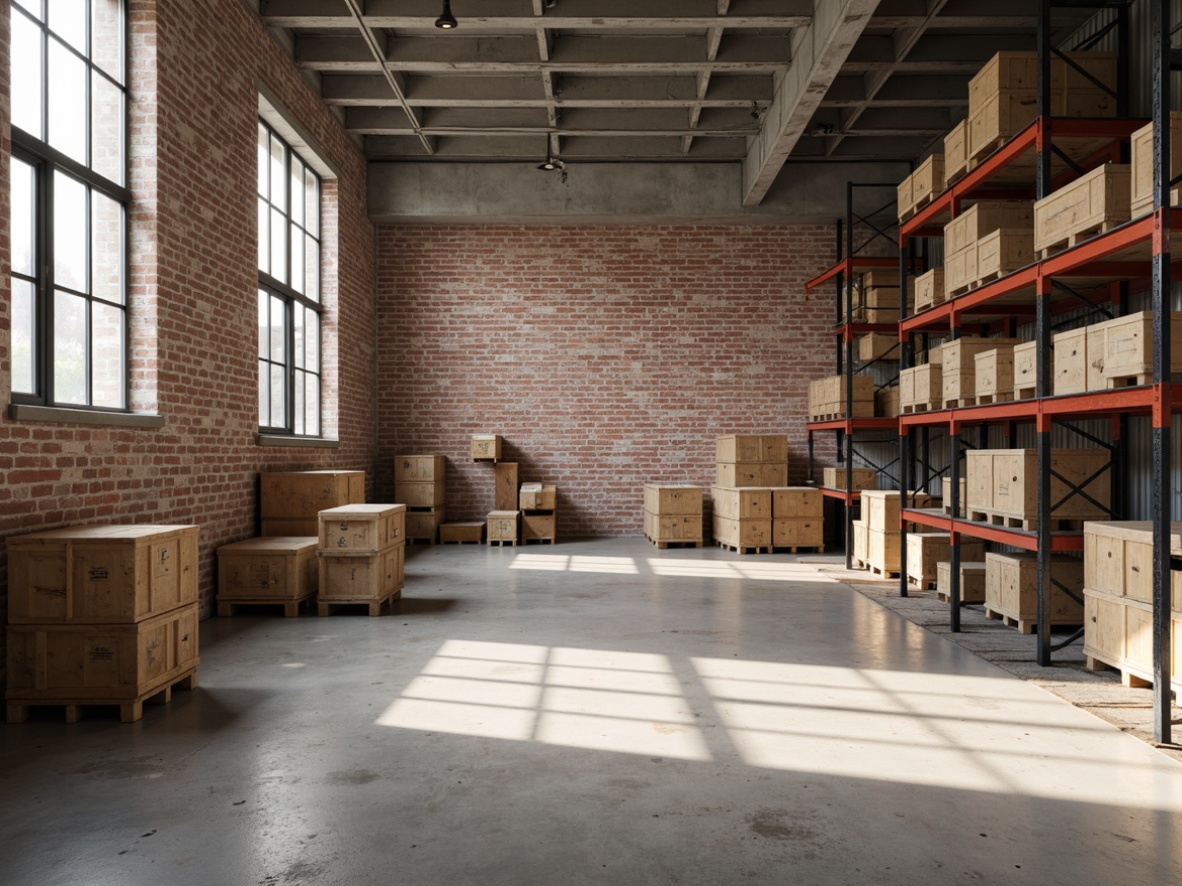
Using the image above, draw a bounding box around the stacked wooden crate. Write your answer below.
[854,491,931,578]
[965,448,1111,530]
[6,525,200,723]
[520,483,558,544]
[1083,521,1182,686]
[899,349,942,414]
[394,455,446,544]
[488,461,521,546]
[644,485,704,549]
[842,270,915,324]
[216,536,319,617]
[941,476,966,517]
[984,552,1084,635]
[897,154,945,221]
[1053,311,1182,395]
[936,562,987,605]
[1013,340,1039,399]
[906,533,984,591]
[939,336,1023,408]
[858,332,899,364]
[260,470,365,536]
[317,503,406,616]
[713,486,772,554]
[471,434,502,461]
[1034,162,1130,259]
[440,522,485,544]
[770,487,824,553]
[716,434,788,488]
[973,343,1020,404]
[944,201,1034,298]
[487,511,520,546]
[822,466,877,491]
[1129,112,1182,217]
[808,374,875,421]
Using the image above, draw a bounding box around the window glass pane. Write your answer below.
[48,37,87,164]
[290,156,304,228]
[293,370,306,435]
[294,304,307,369]
[12,158,36,277]
[258,290,269,358]
[91,73,124,184]
[11,12,44,137]
[270,208,287,284]
[49,0,86,54]
[258,360,268,425]
[54,290,87,404]
[13,1,43,21]
[91,0,123,83]
[269,136,286,211]
[269,294,286,364]
[305,374,320,437]
[270,365,285,428]
[304,236,320,303]
[257,197,268,273]
[257,123,269,198]
[304,309,320,371]
[304,170,319,237]
[91,301,124,408]
[91,190,123,304]
[12,278,37,395]
[54,171,88,293]
[290,228,304,294]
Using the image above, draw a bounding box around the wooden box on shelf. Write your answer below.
[939,337,1023,408]
[941,476,967,517]
[260,471,365,537]
[858,332,899,363]
[1013,340,1039,399]
[1083,521,1182,607]
[1053,324,1107,395]
[899,363,942,413]
[808,374,875,420]
[319,503,406,554]
[937,561,988,604]
[907,533,985,590]
[216,536,318,616]
[1100,310,1182,386]
[1129,113,1182,217]
[965,448,1111,528]
[944,120,970,183]
[861,490,932,533]
[1033,163,1131,258]
[6,525,199,625]
[876,385,900,418]
[985,552,1085,633]
[913,268,945,313]
[909,154,945,214]
[975,228,1034,286]
[944,201,1034,255]
[822,467,877,491]
[974,345,1018,404]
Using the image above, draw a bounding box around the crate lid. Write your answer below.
[319,503,406,518]
[6,524,197,545]
[218,536,318,554]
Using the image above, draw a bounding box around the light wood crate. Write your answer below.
[773,517,823,550]
[1053,324,1107,395]
[712,486,772,520]
[394,480,446,509]
[861,490,932,533]
[713,515,772,550]
[858,332,899,363]
[876,385,901,418]
[1033,163,1130,257]
[217,536,318,616]
[910,155,945,214]
[1101,310,1182,386]
[1083,589,1181,687]
[1014,340,1039,399]
[494,462,519,511]
[487,510,520,544]
[985,552,1084,633]
[937,561,988,604]
[6,604,199,722]
[939,337,1023,407]
[769,487,820,518]
[866,528,901,575]
[822,467,876,491]
[945,201,1034,255]
[907,533,985,590]
[644,485,703,515]
[1130,113,1182,217]
[471,434,502,461]
[319,503,406,554]
[644,511,703,546]
[440,522,485,544]
[260,471,365,527]
[1083,521,1182,608]
[318,546,404,614]
[393,455,445,483]
[406,508,445,542]
[6,525,199,625]
[716,434,788,464]
[941,476,967,517]
[717,462,788,487]
[808,374,875,420]
[913,268,945,313]
[522,511,557,543]
[853,520,869,564]
[965,448,1111,528]
[974,346,1017,404]
[944,120,970,183]
[975,228,1034,289]
[519,483,557,511]
[900,364,942,413]
[944,244,977,296]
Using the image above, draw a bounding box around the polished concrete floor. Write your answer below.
[2,538,1181,886]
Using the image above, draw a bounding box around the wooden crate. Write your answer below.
[317,546,404,614]
[852,520,868,564]
[644,485,703,515]
[7,525,199,625]
[968,89,1040,160]
[939,337,1023,408]
[1083,521,1182,607]
[861,490,932,533]
[1033,163,1131,257]
[907,533,986,589]
[822,467,876,491]
[944,244,977,296]
[1013,340,1039,399]
[859,270,916,295]
[910,154,945,213]
[985,552,1084,633]
[858,332,898,363]
[1101,310,1182,386]
[896,174,912,222]
[974,228,1034,287]
[945,202,1034,255]
[899,364,942,413]
[6,604,199,722]
[217,536,318,616]
[1083,589,1182,686]
[394,480,445,509]
[1053,324,1107,395]
[944,119,970,183]
[494,462,519,511]
[712,486,772,520]
[406,507,445,542]
[471,434,502,461]
[713,515,772,551]
[866,529,901,575]
[965,448,1111,528]
[644,511,703,546]
[522,510,557,544]
[974,346,1017,404]
[487,510,520,545]
[968,52,1039,107]
[260,471,365,525]
[807,374,875,420]
[319,503,406,554]
[771,487,822,518]
[773,517,823,550]
[440,521,485,544]
[519,483,557,510]
[1129,113,1182,217]
[937,561,988,604]
[716,435,788,464]
[393,455,445,483]
[941,476,967,517]
[717,462,788,487]
[913,268,945,313]
[875,385,900,419]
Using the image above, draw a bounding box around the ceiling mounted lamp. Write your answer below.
[435,0,457,29]
[536,157,562,171]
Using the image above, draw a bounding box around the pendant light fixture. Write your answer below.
[435,0,457,29]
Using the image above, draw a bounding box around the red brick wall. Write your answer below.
[0,0,377,656]
[376,225,838,537]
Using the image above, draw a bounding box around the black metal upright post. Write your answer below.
[949,423,962,632]
[1035,0,1054,667]
[845,185,856,571]
[899,223,910,598]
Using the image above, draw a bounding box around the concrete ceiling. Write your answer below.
[255,0,1096,211]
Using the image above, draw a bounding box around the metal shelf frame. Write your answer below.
[894,0,1175,745]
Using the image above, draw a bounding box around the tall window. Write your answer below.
[10,0,128,409]
[258,121,321,436]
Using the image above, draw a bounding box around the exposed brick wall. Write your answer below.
[376,225,838,537]
[0,0,377,664]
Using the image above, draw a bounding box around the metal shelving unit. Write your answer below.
[894,0,1175,745]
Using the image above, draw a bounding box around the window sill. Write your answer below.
[8,404,166,429]
[257,434,339,449]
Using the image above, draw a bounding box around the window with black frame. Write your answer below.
[9,0,128,410]
[257,120,322,437]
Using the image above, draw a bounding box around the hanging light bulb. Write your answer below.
[435,0,457,29]
[536,157,560,171]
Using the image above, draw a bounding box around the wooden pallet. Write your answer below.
[984,607,1036,634]
[487,539,518,547]
[942,397,975,409]
[406,536,436,546]
[1106,373,1151,389]
[1015,386,1036,400]
[522,537,557,546]
[975,392,1014,405]
[716,541,770,555]
[866,563,901,579]
[1035,221,1122,260]
[645,536,703,550]
[440,538,482,545]
[1085,655,1158,689]
[770,545,826,554]
[7,667,199,724]
[217,594,315,618]
[936,590,981,605]
[317,589,401,617]
[907,576,937,591]
[901,400,942,414]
